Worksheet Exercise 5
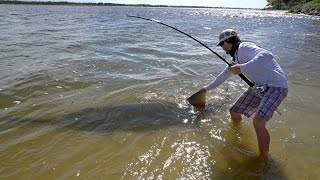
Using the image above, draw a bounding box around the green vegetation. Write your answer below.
[292,0,320,9]
[267,0,306,10]
[266,0,319,9]
[266,0,320,15]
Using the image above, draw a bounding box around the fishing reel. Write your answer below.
[256,84,269,96]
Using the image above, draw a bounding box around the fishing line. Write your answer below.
[66,79,87,112]
[126,15,254,87]
[65,58,103,112]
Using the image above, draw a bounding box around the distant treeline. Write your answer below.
[0,0,169,6]
[0,0,260,9]
[0,0,217,8]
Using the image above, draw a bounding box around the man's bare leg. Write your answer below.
[253,114,269,162]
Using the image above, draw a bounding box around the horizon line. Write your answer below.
[1,0,266,9]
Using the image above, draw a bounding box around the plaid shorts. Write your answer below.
[230,87,288,120]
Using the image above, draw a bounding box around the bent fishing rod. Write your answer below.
[126,15,254,87]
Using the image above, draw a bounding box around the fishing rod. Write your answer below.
[126,15,254,87]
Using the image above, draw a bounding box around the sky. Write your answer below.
[66,0,269,9]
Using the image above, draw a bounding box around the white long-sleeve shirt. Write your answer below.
[204,42,288,91]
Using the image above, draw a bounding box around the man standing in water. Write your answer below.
[200,29,288,161]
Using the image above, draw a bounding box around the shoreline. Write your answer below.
[266,0,320,16]
[1,0,320,16]
[0,1,262,10]
[288,6,320,16]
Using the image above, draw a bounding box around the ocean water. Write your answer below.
[0,5,319,179]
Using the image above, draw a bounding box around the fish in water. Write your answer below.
[187,91,207,107]
[3,102,206,135]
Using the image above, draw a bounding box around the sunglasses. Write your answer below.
[219,41,224,47]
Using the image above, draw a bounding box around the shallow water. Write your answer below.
[0,5,320,179]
